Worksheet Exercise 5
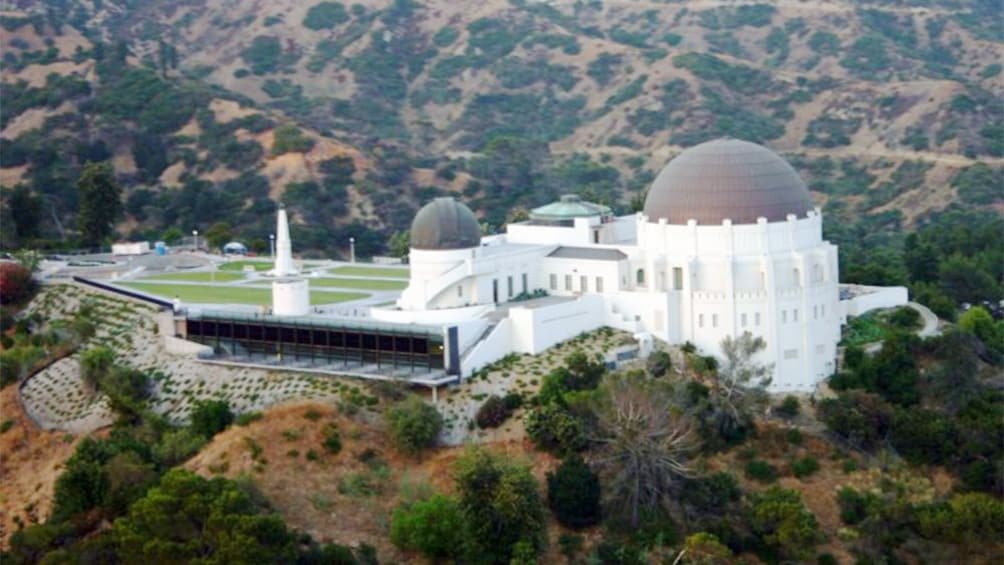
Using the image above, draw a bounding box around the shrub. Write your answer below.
[791,457,820,478]
[235,411,263,426]
[0,263,36,305]
[747,487,821,561]
[745,459,778,482]
[475,395,510,429]
[524,403,586,454]
[836,487,877,525]
[302,2,348,30]
[322,426,342,454]
[390,494,463,559]
[547,455,601,528]
[776,395,800,419]
[385,396,442,455]
[646,350,672,377]
[189,400,234,438]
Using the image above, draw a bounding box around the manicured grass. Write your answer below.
[331,266,409,279]
[141,271,245,282]
[311,277,407,291]
[219,260,273,272]
[119,282,367,305]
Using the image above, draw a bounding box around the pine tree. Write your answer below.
[76,162,123,247]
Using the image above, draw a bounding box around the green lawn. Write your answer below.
[311,277,407,291]
[140,271,246,283]
[331,266,409,279]
[219,260,273,272]
[119,282,367,305]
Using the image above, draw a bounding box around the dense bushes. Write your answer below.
[384,395,442,455]
[0,263,36,305]
[189,399,234,438]
[475,394,511,429]
[303,2,349,30]
[390,494,463,559]
[547,455,601,528]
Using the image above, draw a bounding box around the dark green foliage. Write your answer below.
[525,403,587,454]
[241,35,296,75]
[475,394,511,428]
[547,455,601,528]
[646,350,672,377]
[303,2,349,30]
[803,116,861,148]
[673,52,773,95]
[818,391,892,451]
[271,124,315,155]
[745,459,778,482]
[189,399,234,438]
[112,469,298,563]
[385,395,442,455]
[840,35,891,78]
[697,4,775,29]
[776,395,800,419]
[952,163,1002,205]
[390,494,463,559]
[76,162,123,246]
[836,486,879,525]
[454,448,547,563]
[915,493,1004,544]
[432,26,459,48]
[791,457,820,479]
[605,75,647,107]
[834,332,921,406]
[747,487,821,561]
[680,472,742,526]
[0,263,37,306]
[587,53,622,86]
[323,426,342,454]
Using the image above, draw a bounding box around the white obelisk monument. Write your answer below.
[271,206,310,316]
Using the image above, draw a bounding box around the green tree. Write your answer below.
[454,448,547,563]
[112,469,298,563]
[958,306,1002,356]
[303,1,349,30]
[747,486,821,561]
[679,532,733,564]
[390,493,463,559]
[385,395,442,455]
[204,222,233,251]
[76,162,123,246]
[524,402,586,454]
[388,230,410,259]
[646,350,672,377]
[161,227,183,245]
[8,185,42,241]
[79,346,115,393]
[547,454,601,528]
[189,399,234,438]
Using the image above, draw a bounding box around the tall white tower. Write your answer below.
[271,206,310,316]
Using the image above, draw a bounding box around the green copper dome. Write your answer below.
[530,195,611,221]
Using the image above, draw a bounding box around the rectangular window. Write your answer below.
[816,344,825,355]
[595,277,603,293]
[784,349,798,359]
[755,312,761,326]
[712,314,718,328]
[813,305,818,319]
[564,274,572,291]
[821,305,825,318]
[521,273,528,294]
[793,309,798,322]
[782,310,787,323]
[741,313,748,327]
[673,267,683,290]
[699,314,704,328]
[457,285,463,297]
[549,274,557,290]
[580,275,588,293]
[507,276,513,298]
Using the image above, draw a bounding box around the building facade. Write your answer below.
[374,139,905,391]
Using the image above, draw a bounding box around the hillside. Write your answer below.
[1,0,1002,253]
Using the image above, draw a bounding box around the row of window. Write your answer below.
[698,304,828,329]
[549,273,604,293]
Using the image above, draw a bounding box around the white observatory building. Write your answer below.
[373,138,907,391]
[271,205,310,316]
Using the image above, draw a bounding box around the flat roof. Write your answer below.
[547,246,627,261]
[186,308,445,337]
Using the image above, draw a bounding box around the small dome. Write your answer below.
[643,138,813,225]
[410,197,482,250]
[530,194,612,222]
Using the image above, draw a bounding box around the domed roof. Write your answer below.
[643,138,813,225]
[410,197,482,250]
[530,194,611,221]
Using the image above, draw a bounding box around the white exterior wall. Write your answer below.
[112,241,150,255]
[272,279,310,316]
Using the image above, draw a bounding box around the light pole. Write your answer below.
[349,237,356,263]
[192,230,199,252]
[269,234,275,260]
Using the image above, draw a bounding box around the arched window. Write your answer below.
[636,269,645,285]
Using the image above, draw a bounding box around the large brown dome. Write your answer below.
[410,197,482,250]
[643,138,813,225]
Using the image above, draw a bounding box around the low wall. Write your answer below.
[841,285,909,319]
[460,319,513,378]
[509,295,605,354]
[164,336,213,356]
